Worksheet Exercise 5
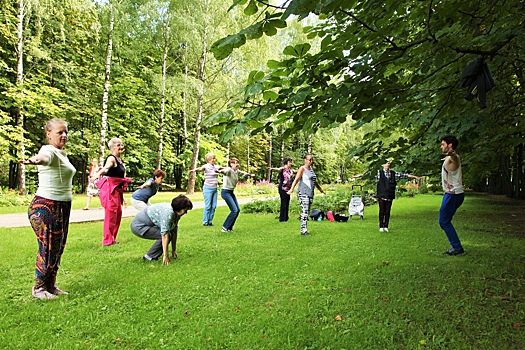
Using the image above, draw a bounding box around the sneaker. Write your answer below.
[49,285,68,295]
[221,227,229,232]
[384,228,389,233]
[379,228,384,232]
[207,223,213,226]
[301,232,311,236]
[444,247,465,256]
[32,286,57,300]
[143,254,159,261]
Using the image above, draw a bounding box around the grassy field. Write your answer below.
[1,193,524,349]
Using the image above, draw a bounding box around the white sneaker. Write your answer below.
[384,228,389,232]
[32,286,57,300]
[379,228,384,232]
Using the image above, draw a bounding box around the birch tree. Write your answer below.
[15,0,26,194]
[99,3,114,165]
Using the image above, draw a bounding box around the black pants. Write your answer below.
[278,188,290,222]
[378,198,393,228]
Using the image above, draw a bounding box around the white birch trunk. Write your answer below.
[267,132,272,181]
[99,5,114,165]
[186,0,209,194]
[16,0,26,194]
[157,28,169,170]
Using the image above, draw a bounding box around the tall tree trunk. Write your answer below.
[186,5,208,195]
[246,136,250,174]
[15,0,26,194]
[157,27,169,170]
[182,44,188,140]
[280,126,285,161]
[267,132,272,181]
[99,5,114,165]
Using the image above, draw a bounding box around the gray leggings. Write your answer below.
[130,209,168,259]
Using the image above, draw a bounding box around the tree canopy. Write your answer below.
[209,0,525,197]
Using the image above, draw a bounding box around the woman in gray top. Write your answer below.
[218,158,254,232]
[287,153,324,236]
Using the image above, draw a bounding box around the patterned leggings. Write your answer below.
[298,194,312,234]
[28,196,71,290]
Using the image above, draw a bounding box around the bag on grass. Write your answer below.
[334,213,349,222]
[310,209,324,221]
[326,211,335,222]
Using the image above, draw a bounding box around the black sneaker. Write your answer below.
[444,248,465,256]
[301,232,311,236]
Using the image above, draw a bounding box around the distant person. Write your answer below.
[93,138,132,246]
[287,154,324,236]
[189,152,223,226]
[130,195,193,264]
[353,159,421,232]
[268,157,295,222]
[19,119,76,299]
[439,135,465,256]
[83,158,101,210]
[218,158,254,232]
[131,169,175,211]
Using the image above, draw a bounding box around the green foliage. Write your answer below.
[0,187,32,207]
[209,0,525,194]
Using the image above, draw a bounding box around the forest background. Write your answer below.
[0,0,524,199]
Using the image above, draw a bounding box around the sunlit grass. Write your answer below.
[0,194,524,349]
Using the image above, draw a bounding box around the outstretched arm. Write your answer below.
[19,151,51,166]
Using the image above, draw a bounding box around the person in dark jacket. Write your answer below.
[354,159,420,232]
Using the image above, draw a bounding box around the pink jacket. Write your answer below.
[96,176,132,212]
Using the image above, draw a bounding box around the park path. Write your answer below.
[0,197,259,228]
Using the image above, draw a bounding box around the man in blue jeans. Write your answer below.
[439,135,465,256]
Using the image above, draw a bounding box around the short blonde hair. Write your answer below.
[108,138,123,149]
[205,152,216,163]
[45,119,68,133]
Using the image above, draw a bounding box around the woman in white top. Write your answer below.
[20,119,76,299]
[189,152,223,226]
[287,153,324,236]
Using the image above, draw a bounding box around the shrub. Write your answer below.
[0,187,33,207]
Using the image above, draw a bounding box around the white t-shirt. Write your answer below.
[35,145,77,201]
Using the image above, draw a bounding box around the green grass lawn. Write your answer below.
[1,194,524,349]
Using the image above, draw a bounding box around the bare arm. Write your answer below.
[19,151,51,166]
[315,181,325,194]
[94,157,117,179]
[287,167,304,194]
[162,234,171,265]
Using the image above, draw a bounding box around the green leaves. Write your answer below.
[283,43,311,57]
[210,12,286,59]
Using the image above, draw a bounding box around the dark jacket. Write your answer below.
[376,170,396,200]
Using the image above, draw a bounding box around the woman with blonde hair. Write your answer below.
[189,152,222,226]
[20,119,76,299]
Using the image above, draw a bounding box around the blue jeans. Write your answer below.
[221,189,240,230]
[439,193,465,250]
[202,186,218,225]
